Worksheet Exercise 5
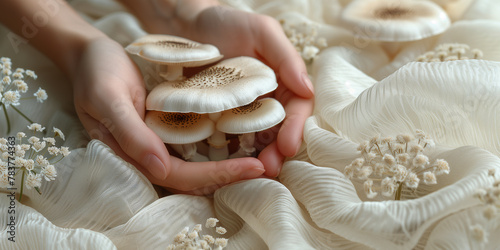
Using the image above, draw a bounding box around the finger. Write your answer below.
[83,100,171,180]
[254,15,314,98]
[277,95,314,157]
[141,157,264,192]
[258,141,285,177]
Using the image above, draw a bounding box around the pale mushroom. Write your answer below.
[217,98,285,158]
[339,0,450,42]
[146,56,278,160]
[145,111,214,162]
[125,34,223,82]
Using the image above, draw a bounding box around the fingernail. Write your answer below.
[144,154,167,180]
[240,167,265,179]
[301,72,314,96]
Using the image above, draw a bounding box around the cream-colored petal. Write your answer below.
[280,140,499,249]
[214,179,370,249]
[18,140,157,231]
[104,195,214,250]
[0,196,116,249]
[312,45,387,116]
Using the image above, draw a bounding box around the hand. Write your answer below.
[71,37,265,194]
[146,4,315,177]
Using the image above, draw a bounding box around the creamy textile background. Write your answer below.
[1,0,500,249]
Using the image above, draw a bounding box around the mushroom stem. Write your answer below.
[159,65,184,81]
[208,112,229,161]
[170,143,209,162]
[229,133,256,158]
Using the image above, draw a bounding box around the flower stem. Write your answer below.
[2,103,11,134]
[395,182,403,200]
[11,106,34,124]
[18,170,25,202]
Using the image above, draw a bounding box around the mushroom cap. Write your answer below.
[216,98,285,134]
[145,111,215,144]
[125,34,223,66]
[146,56,278,113]
[339,0,450,42]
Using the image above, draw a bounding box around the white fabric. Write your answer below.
[1,0,500,249]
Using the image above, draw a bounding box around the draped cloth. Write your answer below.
[1,0,500,249]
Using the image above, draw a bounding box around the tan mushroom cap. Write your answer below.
[340,0,450,42]
[216,98,285,134]
[145,111,215,144]
[125,34,223,66]
[146,56,278,113]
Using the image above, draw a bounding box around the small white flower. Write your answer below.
[206,218,219,228]
[41,165,57,181]
[364,179,378,199]
[203,235,215,244]
[60,146,70,157]
[344,164,354,179]
[216,226,227,235]
[381,177,396,197]
[28,123,45,132]
[16,81,28,93]
[43,137,56,145]
[405,172,419,189]
[17,132,26,140]
[12,72,23,79]
[187,231,198,240]
[25,159,35,171]
[34,87,48,103]
[2,76,11,85]
[301,45,319,61]
[357,166,373,180]
[25,70,37,79]
[412,154,429,168]
[433,159,450,175]
[53,127,65,140]
[35,155,49,167]
[28,136,40,144]
[214,238,228,248]
[47,146,60,155]
[25,173,42,189]
[32,141,46,152]
[423,171,437,185]
[193,224,202,232]
[2,90,21,106]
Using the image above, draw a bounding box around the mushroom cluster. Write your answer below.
[126,35,285,161]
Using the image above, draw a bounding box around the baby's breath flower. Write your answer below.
[203,235,215,245]
[344,131,449,200]
[423,171,437,185]
[215,238,228,248]
[34,87,48,103]
[25,173,42,190]
[215,227,227,235]
[206,218,219,228]
[43,137,56,145]
[60,147,70,157]
[417,43,483,62]
[17,132,26,139]
[2,90,20,106]
[32,141,46,152]
[47,146,60,155]
[28,123,45,132]
[433,159,450,175]
[25,70,37,79]
[41,165,57,181]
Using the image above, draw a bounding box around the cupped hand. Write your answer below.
[71,37,265,194]
[166,5,315,177]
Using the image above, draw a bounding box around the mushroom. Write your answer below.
[339,0,450,42]
[146,56,278,160]
[145,111,214,162]
[216,98,286,158]
[125,34,223,83]
[339,0,450,56]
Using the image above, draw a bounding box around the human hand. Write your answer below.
[144,3,314,177]
[71,37,265,194]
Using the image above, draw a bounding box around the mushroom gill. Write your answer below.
[174,66,244,89]
[231,101,263,115]
[374,6,413,19]
[154,40,198,49]
[159,112,202,128]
